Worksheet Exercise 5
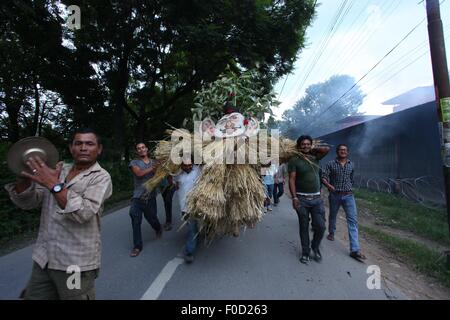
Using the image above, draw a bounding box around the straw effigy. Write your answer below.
[143,131,323,242]
[186,163,266,243]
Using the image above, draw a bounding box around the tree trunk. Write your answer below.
[38,101,47,136]
[135,102,146,143]
[4,86,25,142]
[32,77,40,136]
[112,47,131,162]
[113,91,126,162]
[6,105,20,142]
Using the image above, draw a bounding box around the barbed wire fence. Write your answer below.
[354,175,446,210]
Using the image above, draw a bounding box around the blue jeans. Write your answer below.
[273,183,284,204]
[129,198,161,250]
[264,184,274,207]
[182,212,198,255]
[328,193,360,252]
[295,197,326,256]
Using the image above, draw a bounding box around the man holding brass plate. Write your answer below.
[4,128,112,300]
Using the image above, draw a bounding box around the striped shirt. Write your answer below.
[321,159,354,192]
[5,162,112,272]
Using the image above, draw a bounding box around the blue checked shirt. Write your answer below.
[321,159,354,192]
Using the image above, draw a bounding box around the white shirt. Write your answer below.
[174,165,201,212]
[261,164,278,185]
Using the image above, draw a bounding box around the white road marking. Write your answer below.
[140,257,185,300]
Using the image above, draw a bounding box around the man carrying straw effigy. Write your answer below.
[144,67,325,245]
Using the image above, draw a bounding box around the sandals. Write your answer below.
[350,251,366,262]
[130,248,141,257]
[163,223,172,231]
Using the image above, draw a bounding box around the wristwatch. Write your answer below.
[51,183,65,194]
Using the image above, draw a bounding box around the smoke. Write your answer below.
[354,119,400,157]
[354,87,436,156]
[387,86,435,112]
[319,101,444,199]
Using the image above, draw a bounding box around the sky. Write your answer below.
[273,0,450,120]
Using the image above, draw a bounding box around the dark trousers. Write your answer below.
[24,262,97,300]
[273,182,284,204]
[295,196,326,256]
[162,187,175,224]
[129,198,161,250]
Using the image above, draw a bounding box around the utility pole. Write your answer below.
[426,0,450,268]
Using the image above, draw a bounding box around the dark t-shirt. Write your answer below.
[288,154,321,194]
[129,159,156,198]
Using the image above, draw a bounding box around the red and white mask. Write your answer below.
[214,112,246,138]
[199,113,260,138]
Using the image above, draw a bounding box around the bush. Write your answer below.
[101,161,134,208]
[101,161,134,194]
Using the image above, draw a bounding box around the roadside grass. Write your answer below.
[360,225,450,288]
[354,188,450,246]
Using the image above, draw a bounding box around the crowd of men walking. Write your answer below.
[5,128,365,300]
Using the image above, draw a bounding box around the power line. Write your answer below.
[330,0,403,77]
[277,0,320,100]
[293,0,350,99]
[299,0,347,90]
[357,6,450,89]
[366,52,429,96]
[280,0,448,115]
[365,31,450,96]
[325,0,395,77]
[350,22,448,92]
[303,18,426,132]
[315,0,371,77]
[277,74,290,99]
[312,0,356,78]
[326,0,394,77]
[359,38,429,88]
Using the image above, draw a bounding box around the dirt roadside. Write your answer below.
[328,197,450,300]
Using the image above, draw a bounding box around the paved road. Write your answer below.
[0,194,406,300]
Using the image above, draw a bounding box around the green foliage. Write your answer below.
[101,162,134,194]
[361,226,450,288]
[266,115,281,130]
[1,0,318,243]
[188,66,280,124]
[2,0,316,160]
[281,75,365,138]
[0,0,106,142]
[354,188,450,246]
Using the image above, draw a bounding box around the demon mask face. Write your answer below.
[199,112,260,139]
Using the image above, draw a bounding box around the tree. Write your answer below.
[60,0,316,159]
[281,75,365,138]
[1,0,317,161]
[189,66,280,125]
[266,115,280,130]
[0,0,105,142]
